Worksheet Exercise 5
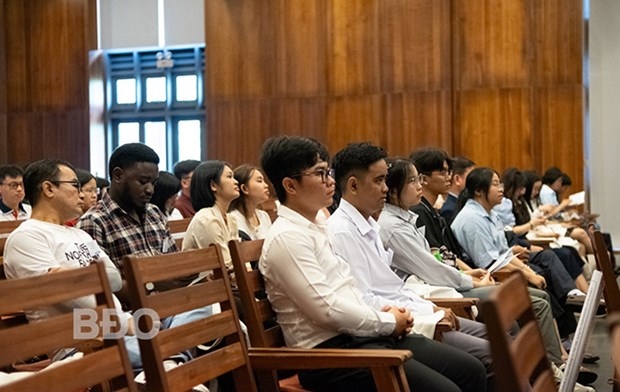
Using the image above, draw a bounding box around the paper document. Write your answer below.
[569,191,585,206]
[487,246,515,274]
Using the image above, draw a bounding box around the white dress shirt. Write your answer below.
[327,199,435,317]
[259,205,396,349]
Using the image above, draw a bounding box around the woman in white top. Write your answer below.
[182,161,240,268]
[229,164,272,240]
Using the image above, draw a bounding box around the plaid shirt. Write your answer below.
[76,192,177,272]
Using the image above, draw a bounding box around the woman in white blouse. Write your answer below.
[229,164,272,240]
[182,160,240,268]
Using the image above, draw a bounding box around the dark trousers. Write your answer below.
[298,333,487,392]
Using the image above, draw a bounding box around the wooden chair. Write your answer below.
[230,239,462,391]
[481,272,556,392]
[608,313,620,391]
[589,227,620,312]
[167,217,192,249]
[0,263,137,392]
[0,220,23,236]
[123,245,411,392]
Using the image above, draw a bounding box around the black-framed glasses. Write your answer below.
[291,167,335,184]
[0,181,24,190]
[51,180,82,193]
[434,167,452,177]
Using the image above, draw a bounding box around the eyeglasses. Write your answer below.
[0,181,24,190]
[291,167,335,184]
[433,167,452,177]
[82,186,98,195]
[408,174,424,184]
[492,182,504,190]
[51,180,82,193]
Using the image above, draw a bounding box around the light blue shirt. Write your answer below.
[451,199,510,269]
[539,184,558,206]
[492,197,516,227]
[327,199,435,317]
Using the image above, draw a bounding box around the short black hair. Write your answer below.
[385,157,414,209]
[95,176,110,189]
[542,167,563,185]
[190,160,229,211]
[0,164,24,181]
[450,157,476,176]
[561,173,572,186]
[260,136,329,203]
[75,168,95,187]
[108,143,159,176]
[151,171,181,214]
[458,167,496,212]
[173,160,202,180]
[332,142,387,194]
[409,147,451,175]
[24,159,75,207]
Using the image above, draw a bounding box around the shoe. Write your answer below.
[552,363,596,391]
[559,363,598,385]
[582,353,600,364]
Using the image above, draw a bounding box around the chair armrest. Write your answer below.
[248,347,411,370]
[492,270,514,282]
[431,297,479,320]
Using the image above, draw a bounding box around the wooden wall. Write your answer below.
[204,0,585,188]
[0,0,97,168]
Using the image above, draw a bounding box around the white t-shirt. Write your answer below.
[3,219,124,324]
[229,209,272,240]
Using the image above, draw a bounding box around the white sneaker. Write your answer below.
[551,363,596,392]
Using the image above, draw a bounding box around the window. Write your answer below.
[102,46,205,174]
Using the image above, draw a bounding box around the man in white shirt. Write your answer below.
[0,164,31,221]
[259,136,486,392]
[328,142,493,390]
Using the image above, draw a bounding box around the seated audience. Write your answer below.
[229,164,272,240]
[65,168,98,226]
[95,176,109,200]
[173,159,201,218]
[378,157,495,295]
[182,161,240,268]
[259,135,487,392]
[540,167,571,215]
[327,143,493,389]
[0,164,31,221]
[151,171,183,220]
[440,156,475,225]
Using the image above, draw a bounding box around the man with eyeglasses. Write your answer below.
[0,164,31,221]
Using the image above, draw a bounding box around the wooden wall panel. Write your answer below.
[453,0,532,89]
[379,0,451,92]
[274,0,327,97]
[536,86,584,187]
[454,88,534,171]
[384,91,452,156]
[533,0,583,85]
[328,0,380,96]
[204,1,275,99]
[0,0,96,168]
[326,95,383,151]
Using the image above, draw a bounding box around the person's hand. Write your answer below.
[475,271,495,287]
[385,306,413,337]
[513,245,530,260]
[530,216,546,228]
[528,273,547,289]
[465,268,487,278]
[559,199,571,209]
[434,307,459,331]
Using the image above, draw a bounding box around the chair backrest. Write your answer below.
[481,273,557,392]
[609,313,620,390]
[0,220,23,236]
[123,246,256,392]
[228,239,285,348]
[167,217,191,236]
[590,228,620,313]
[0,263,136,392]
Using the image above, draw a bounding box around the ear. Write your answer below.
[40,180,56,199]
[282,177,297,196]
[240,183,249,195]
[346,176,358,194]
[111,167,123,183]
[210,180,217,193]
